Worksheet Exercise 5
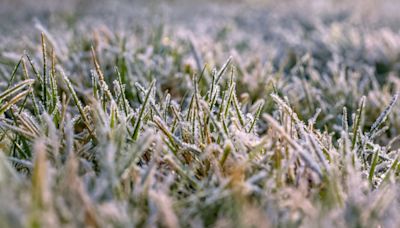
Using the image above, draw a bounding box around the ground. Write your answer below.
[1,0,400,227]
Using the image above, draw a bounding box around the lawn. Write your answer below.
[1,0,400,227]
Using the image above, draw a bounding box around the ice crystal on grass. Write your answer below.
[1,0,400,227]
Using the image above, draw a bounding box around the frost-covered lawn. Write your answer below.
[1,0,400,227]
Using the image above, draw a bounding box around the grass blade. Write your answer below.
[132,80,155,141]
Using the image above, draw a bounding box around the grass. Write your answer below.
[1,1,400,227]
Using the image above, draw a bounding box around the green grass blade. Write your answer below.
[132,80,155,141]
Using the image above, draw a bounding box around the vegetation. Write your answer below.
[1,1,400,227]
